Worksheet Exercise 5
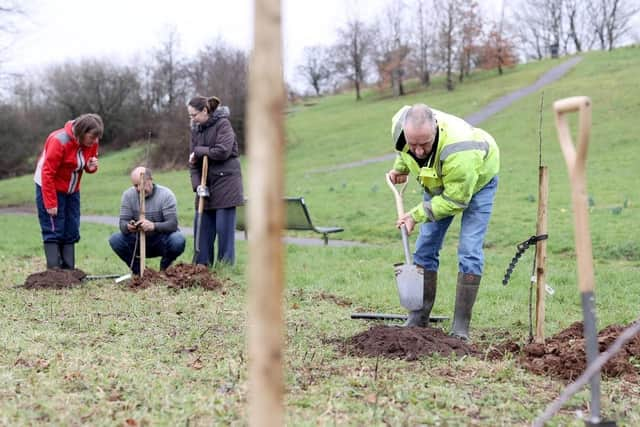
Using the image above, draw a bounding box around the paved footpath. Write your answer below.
[1,57,582,248]
[0,208,367,248]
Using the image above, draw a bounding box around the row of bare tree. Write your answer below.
[0,26,247,178]
[0,0,637,177]
[297,0,639,98]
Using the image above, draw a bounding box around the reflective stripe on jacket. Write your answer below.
[391,106,499,222]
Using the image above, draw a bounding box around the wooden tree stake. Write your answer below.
[247,0,285,425]
[534,166,548,343]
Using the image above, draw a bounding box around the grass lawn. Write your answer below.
[1,47,639,425]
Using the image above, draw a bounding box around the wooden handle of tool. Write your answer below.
[139,171,146,277]
[198,156,209,214]
[553,96,594,293]
[385,173,408,219]
[553,96,591,178]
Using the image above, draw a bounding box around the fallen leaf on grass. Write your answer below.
[108,391,124,401]
[364,393,377,404]
[189,356,204,370]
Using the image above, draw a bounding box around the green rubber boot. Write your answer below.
[404,270,437,327]
[450,272,481,341]
[60,244,75,270]
[43,242,61,269]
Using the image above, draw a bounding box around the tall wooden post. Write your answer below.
[139,171,146,277]
[534,166,548,343]
[247,0,285,425]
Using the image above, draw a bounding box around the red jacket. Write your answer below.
[34,121,99,209]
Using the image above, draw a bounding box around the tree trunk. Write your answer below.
[421,70,431,86]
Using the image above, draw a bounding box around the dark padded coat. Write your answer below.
[189,106,244,210]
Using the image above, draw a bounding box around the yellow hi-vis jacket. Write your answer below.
[391,106,500,223]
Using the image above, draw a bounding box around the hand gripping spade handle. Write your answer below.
[385,173,423,311]
[554,96,609,426]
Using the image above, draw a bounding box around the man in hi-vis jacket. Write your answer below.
[388,104,499,340]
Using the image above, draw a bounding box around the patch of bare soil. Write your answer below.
[23,268,87,289]
[128,269,166,290]
[484,321,640,383]
[340,325,479,361]
[125,263,224,291]
[164,263,224,290]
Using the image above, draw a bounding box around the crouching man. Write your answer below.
[109,166,186,275]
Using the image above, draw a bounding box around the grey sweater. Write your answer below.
[118,183,179,235]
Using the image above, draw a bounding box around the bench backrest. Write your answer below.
[235,197,314,231]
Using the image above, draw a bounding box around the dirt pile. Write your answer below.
[22,263,224,291]
[23,268,87,289]
[342,325,478,361]
[128,269,166,290]
[341,321,640,382]
[126,263,224,290]
[164,263,224,290]
[486,321,640,382]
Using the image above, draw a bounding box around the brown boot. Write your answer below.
[404,270,437,327]
[450,272,481,340]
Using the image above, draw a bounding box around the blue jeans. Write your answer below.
[413,176,498,275]
[35,184,80,244]
[193,207,236,266]
[109,231,186,274]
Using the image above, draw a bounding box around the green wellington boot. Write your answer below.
[60,244,75,269]
[43,242,61,269]
[450,272,481,340]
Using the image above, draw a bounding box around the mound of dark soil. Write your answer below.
[128,269,166,290]
[124,263,224,291]
[341,325,478,361]
[485,321,640,382]
[23,268,87,289]
[164,263,224,290]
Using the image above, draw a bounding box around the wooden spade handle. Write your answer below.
[139,171,146,277]
[553,96,594,293]
[198,156,209,214]
[385,173,409,219]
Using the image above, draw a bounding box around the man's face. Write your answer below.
[132,174,153,195]
[404,122,435,160]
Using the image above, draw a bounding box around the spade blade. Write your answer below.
[394,263,423,311]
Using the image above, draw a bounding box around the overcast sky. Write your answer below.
[4,0,502,89]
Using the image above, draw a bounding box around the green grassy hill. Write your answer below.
[1,47,639,425]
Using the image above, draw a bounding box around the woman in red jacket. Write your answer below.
[34,113,104,269]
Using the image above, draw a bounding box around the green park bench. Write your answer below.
[236,197,344,245]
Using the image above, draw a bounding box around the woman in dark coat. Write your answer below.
[188,96,244,266]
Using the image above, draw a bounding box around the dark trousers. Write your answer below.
[109,231,186,274]
[193,207,236,266]
[35,184,80,244]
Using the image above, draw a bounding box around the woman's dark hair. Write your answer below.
[73,113,104,139]
[188,96,220,114]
